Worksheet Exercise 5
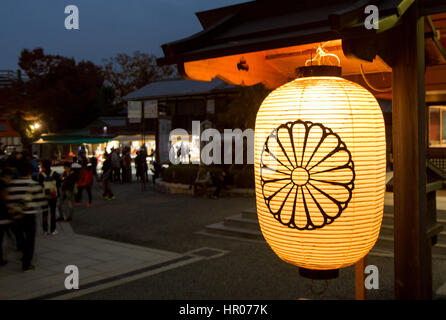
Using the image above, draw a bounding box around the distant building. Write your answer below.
[124,78,239,163]
[0,119,22,154]
[0,70,17,88]
[33,78,241,163]
[0,70,26,88]
[0,70,27,153]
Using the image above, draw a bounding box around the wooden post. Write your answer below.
[355,257,366,300]
[391,5,429,299]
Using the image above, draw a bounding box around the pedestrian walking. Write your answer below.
[135,151,141,181]
[0,168,13,266]
[30,154,40,181]
[137,148,148,191]
[78,146,87,163]
[59,162,76,221]
[123,147,132,183]
[38,160,61,235]
[77,161,93,207]
[151,159,162,184]
[90,152,99,182]
[111,149,121,183]
[7,158,48,272]
[193,166,212,197]
[101,154,114,200]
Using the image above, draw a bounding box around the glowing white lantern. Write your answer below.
[254,66,386,277]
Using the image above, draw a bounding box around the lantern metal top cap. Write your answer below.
[296,65,342,78]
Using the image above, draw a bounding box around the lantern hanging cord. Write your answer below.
[360,64,392,93]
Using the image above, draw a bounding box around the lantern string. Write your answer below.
[360,64,392,93]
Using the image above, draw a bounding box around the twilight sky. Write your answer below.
[0,0,248,70]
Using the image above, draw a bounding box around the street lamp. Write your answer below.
[30,122,41,131]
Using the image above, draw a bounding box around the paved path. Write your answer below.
[3,180,446,300]
[0,219,201,300]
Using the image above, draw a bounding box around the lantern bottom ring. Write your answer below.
[298,267,339,280]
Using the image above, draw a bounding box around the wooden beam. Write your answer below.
[391,5,430,299]
[181,53,288,89]
[426,16,446,63]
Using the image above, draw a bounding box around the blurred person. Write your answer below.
[123,147,132,183]
[30,154,40,181]
[111,149,121,183]
[71,161,82,205]
[4,156,18,179]
[77,161,94,207]
[136,147,149,190]
[151,159,162,184]
[0,167,13,266]
[14,152,23,161]
[78,146,87,163]
[209,168,227,200]
[1,165,21,252]
[193,166,212,197]
[38,160,61,235]
[135,151,141,181]
[185,144,191,164]
[90,152,99,182]
[59,162,76,221]
[101,153,114,200]
[7,158,48,272]
[148,148,155,161]
[140,147,149,182]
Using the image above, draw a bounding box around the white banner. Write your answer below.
[144,100,158,119]
[128,101,142,119]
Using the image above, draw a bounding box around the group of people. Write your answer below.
[0,150,113,272]
[192,166,231,200]
[108,147,131,184]
[104,146,153,184]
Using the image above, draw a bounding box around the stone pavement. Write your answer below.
[0,219,202,300]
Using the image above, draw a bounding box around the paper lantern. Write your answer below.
[254,66,386,278]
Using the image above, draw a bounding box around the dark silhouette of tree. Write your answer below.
[216,83,270,130]
[0,48,115,148]
[0,48,176,151]
[102,51,177,101]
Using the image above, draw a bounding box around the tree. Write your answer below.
[102,51,177,101]
[217,83,270,130]
[0,48,115,140]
